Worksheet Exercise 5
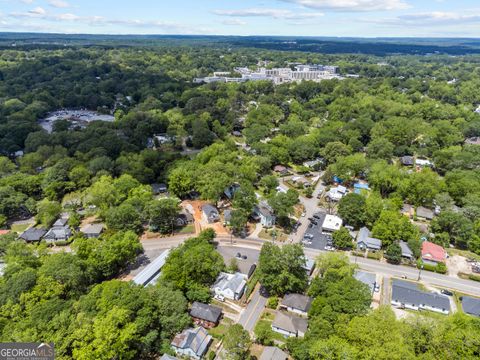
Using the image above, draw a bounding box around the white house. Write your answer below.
[326,185,347,202]
[391,279,450,315]
[280,294,312,317]
[321,215,343,234]
[271,311,308,338]
[171,327,212,359]
[212,272,247,301]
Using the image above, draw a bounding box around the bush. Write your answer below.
[418,260,447,274]
[267,296,279,309]
[469,274,480,282]
[367,251,382,260]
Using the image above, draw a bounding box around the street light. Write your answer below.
[417,264,424,281]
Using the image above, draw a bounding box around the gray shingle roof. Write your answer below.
[272,311,308,335]
[354,271,376,293]
[281,294,312,312]
[260,347,288,360]
[416,206,434,220]
[392,279,450,311]
[81,223,104,236]
[462,296,480,317]
[202,204,219,217]
[171,327,211,357]
[399,241,413,258]
[357,227,382,250]
[19,228,47,242]
[190,302,222,323]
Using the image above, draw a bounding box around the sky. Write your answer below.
[0,0,479,37]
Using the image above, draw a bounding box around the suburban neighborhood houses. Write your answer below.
[3,32,480,360]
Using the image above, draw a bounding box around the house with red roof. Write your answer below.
[421,241,447,265]
[0,230,10,236]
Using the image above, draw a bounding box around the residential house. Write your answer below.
[18,228,47,243]
[356,227,382,251]
[303,258,315,276]
[212,272,247,301]
[416,206,435,221]
[465,137,480,146]
[271,311,308,338]
[303,158,324,170]
[354,271,377,294]
[461,296,480,317]
[292,176,311,188]
[201,204,220,224]
[176,209,194,227]
[280,294,312,317]
[421,241,446,265]
[321,215,343,234]
[43,221,72,243]
[224,184,241,200]
[401,204,414,218]
[189,302,222,328]
[80,223,104,238]
[253,202,276,227]
[326,185,347,202]
[160,355,178,360]
[415,158,432,167]
[151,183,168,194]
[171,327,212,360]
[400,156,414,166]
[274,165,289,176]
[399,241,414,260]
[391,279,450,315]
[260,347,289,360]
[0,230,10,236]
[133,249,170,287]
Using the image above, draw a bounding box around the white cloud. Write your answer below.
[28,6,46,15]
[279,0,410,12]
[213,8,323,20]
[48,0,70,8]
[222,19,247,26]
[368,11,480,26]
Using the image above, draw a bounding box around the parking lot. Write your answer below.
[302,212,333,251]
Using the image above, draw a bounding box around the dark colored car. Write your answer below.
[441,289,453,296]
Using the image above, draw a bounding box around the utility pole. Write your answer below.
[417,264,424,281]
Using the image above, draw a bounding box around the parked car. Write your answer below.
[304,233,314,239]
[374,284,380,292]
[441,289,453,296]
[236,252,242,259]
[313,214,321,219]
[242,255,247,260]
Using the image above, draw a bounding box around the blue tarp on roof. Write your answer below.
[354,183,370,194]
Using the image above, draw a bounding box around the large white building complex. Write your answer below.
[194,64,342,85]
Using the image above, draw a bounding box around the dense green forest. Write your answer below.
[1,38,480,359]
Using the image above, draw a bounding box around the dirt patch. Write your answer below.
[447,255,472,277]
[80,215,99,228]
[183,200,230,236]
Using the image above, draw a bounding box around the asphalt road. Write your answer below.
[238,286,268,333]
[140,235,480,297]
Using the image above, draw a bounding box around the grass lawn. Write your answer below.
[404,308,448,320]
[10,223,30,233]
[447,248,480,261]
[209,318,233,339]
[258,228,288,242]
[176,224,195,234]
